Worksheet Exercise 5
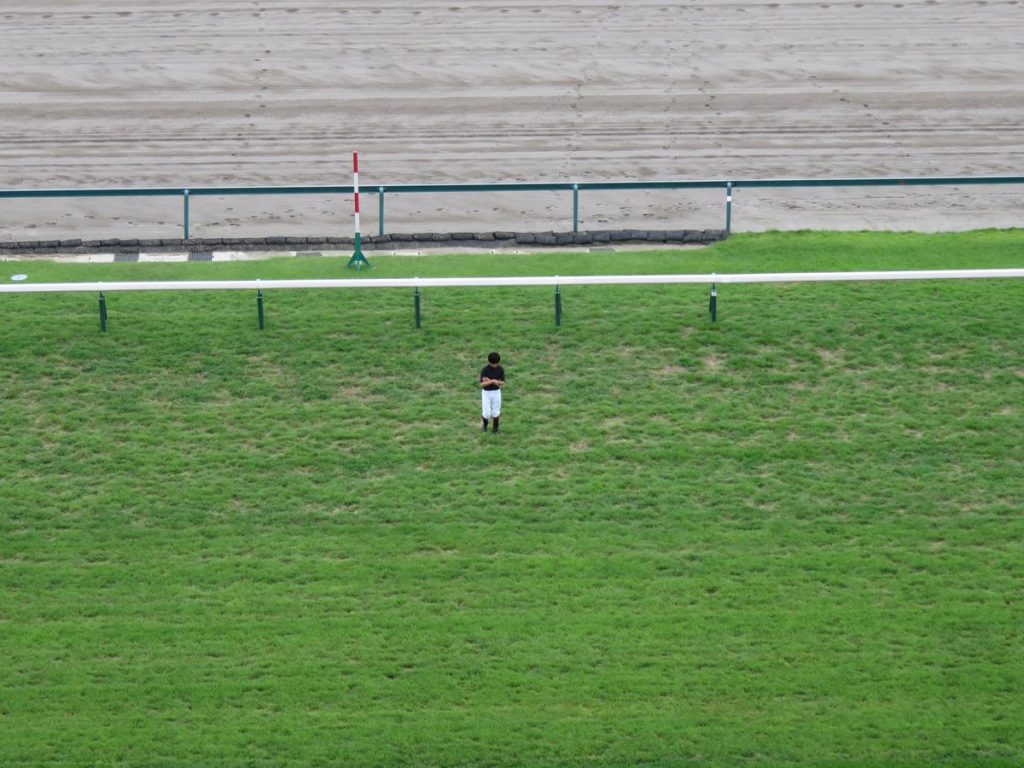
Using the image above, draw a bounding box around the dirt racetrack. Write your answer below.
[1,0,1022,242]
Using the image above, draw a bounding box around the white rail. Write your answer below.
[2,269,1024,294]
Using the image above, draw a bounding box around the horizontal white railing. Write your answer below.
[2,269,1024,294]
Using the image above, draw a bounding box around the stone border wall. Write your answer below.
[0,229,726,255]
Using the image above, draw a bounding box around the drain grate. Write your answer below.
[114,250,139,263]
[188,250,214,262]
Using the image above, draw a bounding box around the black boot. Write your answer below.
[482,418,489,432]
[492,416,500,433]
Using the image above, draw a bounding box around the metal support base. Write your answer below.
[346,232,371,269]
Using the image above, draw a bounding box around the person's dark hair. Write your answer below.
[488,352,500,364]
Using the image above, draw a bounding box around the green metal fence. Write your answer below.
[1,175,1021,239]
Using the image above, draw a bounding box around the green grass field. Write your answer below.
[2,230,1022,766]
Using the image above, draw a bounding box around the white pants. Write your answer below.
[481,388,502,418]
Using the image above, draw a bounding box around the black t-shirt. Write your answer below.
[480,364,505,391]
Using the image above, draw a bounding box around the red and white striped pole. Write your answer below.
[347,151,370,268]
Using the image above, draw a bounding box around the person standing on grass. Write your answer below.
[480,351,505,433]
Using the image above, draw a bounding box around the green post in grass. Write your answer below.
[555,284,562,326]
[709,277,717,322]
[414,286,421,329]
[98,291,107,332]
[257,288,264,330]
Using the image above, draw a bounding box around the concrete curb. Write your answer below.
[0,229,727,257]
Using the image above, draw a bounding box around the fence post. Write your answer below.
[98,291,108,332]
[725,182,733,234]
[572,184,579,233]
[378,186,385,237]
[183,189,190,240]
[709,275,717,322]
[414,285,421,329]
[555,282,562,326]
[257,287,264,330]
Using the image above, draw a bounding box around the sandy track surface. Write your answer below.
[1,1,1021,240]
